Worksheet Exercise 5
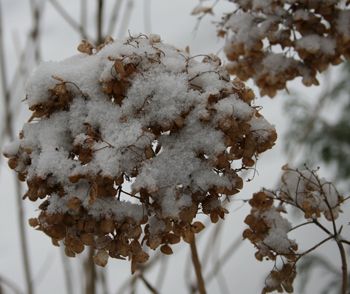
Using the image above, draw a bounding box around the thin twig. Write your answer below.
[96,0,104,44]
[107,0,123,36]
[0,3,34,294]
[48,0,88,39]
[289,221,314,232]
[80,0,87,32]
[204,235,242,285]
[155,255,168,290]
[99,268,109,294]
[29,0,42,63]
[143,0,152,34]
[85,247,96,294]
[296,236,333,260]
[189,235,207,294]
[117,0,134,39]
[0,275,24,294]
[336,240,348,294]
[115,252,162,294]
[138,273,159,294]
[340,239,350,246]
[60,248,74,294]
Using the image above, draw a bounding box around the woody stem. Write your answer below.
[190,235,207,294]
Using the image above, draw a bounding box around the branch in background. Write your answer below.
[98,268,109,294]
[117,0,134,38]
[29,0,42,63]
[96,0,104,44]
[138,273,158,294]
[189,235,206,294]
[155,255,168,290]
[48,0,89,39]
[0,3,34,294]
[60,248,74,294]
[0,275,24,294]
[143,0,151,34]
[85,247,97,294]
[194,235,242,292]
[115,252,162,294]
[80,0,87,34]
[107,0,123,37]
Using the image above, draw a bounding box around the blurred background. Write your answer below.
[0,0,349,293]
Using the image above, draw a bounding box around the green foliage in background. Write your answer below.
[284,62,350,186]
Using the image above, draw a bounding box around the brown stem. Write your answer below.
[107,0,123,36]
[296,236,333,260]
[96,0,104,44]
[99,268,109,294]
[138,273,158,294]
[189,235,206,294]
[60,248,73,294]
[85,248,96,294]
[0,275,23,294]
[48,0,88,39]
[336,241,348,294]
[341,239,350,246]
[117,0,134,38]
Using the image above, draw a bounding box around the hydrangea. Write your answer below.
[3,34,276,270]
[215,0,350,97]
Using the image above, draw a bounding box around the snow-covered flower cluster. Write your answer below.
[214,0,350,97]
[243,191,298,261]
[244,166,345,293]
[280,166,343,221]
[3,34,276,269]
[243,191,297,293]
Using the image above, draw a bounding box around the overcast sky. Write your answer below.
[0,1,348,294]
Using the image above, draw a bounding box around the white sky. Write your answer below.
[0,1,348,294]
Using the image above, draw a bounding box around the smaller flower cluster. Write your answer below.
[244,166,345,293]
[243,191,297,293]
[214,0,350,97]
[280,166,343,221]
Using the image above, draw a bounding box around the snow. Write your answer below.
[280,168,342,220]
[296,35,336,55]
[4,33,276,264]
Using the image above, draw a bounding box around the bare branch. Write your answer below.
[0,3,34,294]
[117,0,134,38]
[143,0,152,34]
[80,0,87,32]
[60,248,74,294]
[85,247,97,294]
[138,273,159,294]
[107,0,123,37]
[0,275,24,294]
[336,240,348,294]
[48,0,89,39]
[189,235,207,294]
[96,0,104,44]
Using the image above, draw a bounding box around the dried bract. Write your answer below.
[215,0,350,97]
[3,34,276,270]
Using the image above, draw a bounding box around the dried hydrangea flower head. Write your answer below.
[214,0,350,97]
[3,34,276,271]
[244,166,345,293]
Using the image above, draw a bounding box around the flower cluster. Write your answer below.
[3,34,276,271]
[279,166,343,221]
[244,166,345,293]
[214,0,350,97]
[243,191,297,293]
